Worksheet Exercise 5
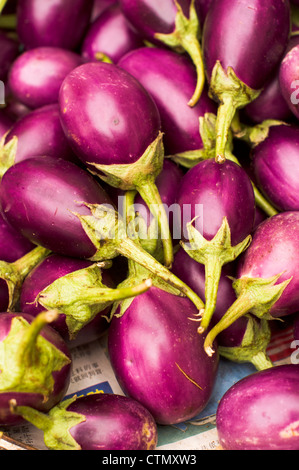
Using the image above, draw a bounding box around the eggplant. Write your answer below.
[0,311,72,426]
[108,286,219,425]
[279,43,299,120]
[0,109,13,140]
[8,47,83,109]
[202,0,291,162]
[119,0,205,106]
[118,46,216,156]
[176,158,255,331]
[0,156,205,312]
[216,364,299,450]
[82,4,143,64]
[59,61,173,267]
[205,212,299,356]
[16,0,94,51]
[0,30,19,82]
[10,393,158,450]
[251,124,299,212]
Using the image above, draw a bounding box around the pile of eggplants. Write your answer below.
[0,0,299,452]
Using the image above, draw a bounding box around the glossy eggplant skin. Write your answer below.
[59,61,161,167]
[237,211,299,318]
[0,156,113,259]
[279,44,299,120]
[202,0,291,90]
[0,312,72,427]
[251,125,299,212]
[0,31,19,82]
[118,47,216,155]
[216,364,299,450]
[82,4,143,64]
[176,159,255,245]
[16,0,94,51]
[8,47,83,109]
[66,394,158,450]
[4,104,77,164]
[108,286,219,425]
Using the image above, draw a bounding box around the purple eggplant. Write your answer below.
[202,0,291,162]
[108,286,218,425]
[279,43,299,121]
[216,364,299,450]
[0,311,72,426]
[0,109,13,139]
[0,155,205,312]
[10,393,158,450]
[1,104,77,178]
[8,47,83,110]
[171,248,273,370]
[118,46,217,156]
[119,0,205,107]
[91,0,118,22]
[59,61,173,267]
[205,211,299,356]
[16,0,94,51]
[176,158,255,331]
[251,124,299,212]
[19,253,152,343]
[82,4,143,64]
[0,30,19,82]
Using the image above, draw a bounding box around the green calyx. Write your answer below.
[203,272,292,357]
[10,395,85,450]
[37,261,152,340]
[0,134,18,180]
[0,0,8,14]
[154,0,205,107]
[87,131,173,268]
[218,316,273,371]
[208,61,261,163]
[75,203,205,313]
[0,311,71,398]
[0,246,51,311]
[181,216,251,332]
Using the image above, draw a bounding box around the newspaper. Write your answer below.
[0,320,295,451]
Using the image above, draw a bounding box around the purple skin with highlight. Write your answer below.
[236,211,299,318]
[216,364,299,450]
[16,0,94,51]
[0,31,19,82]
[59,61,161,167]
[203,0,291,90]
[8,47,83,110]
[64,394,158,450]
[279,44,299,121]
[108,286,219,425]
[251,124,299,212]
[82,4,144,64]
[3,104,78,166]
[19,254,114,344]
[118,46,217,155]
[0,156,113,259]
[176,159,256,245]
[0,312,72,427]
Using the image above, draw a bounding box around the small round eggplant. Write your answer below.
[118,46,217,156]
[279,43,299,121]
[16,0,94,51]
[0,311,72,427]
[216,364,299,450]
[176,158,255,330]
[108,286,219,425]
[82,4,143,64]
[0,155,205,313]
[8,47,83,109]
[202,0,291,162]
[59,61,174,267]
[119,0,205,107]
[10,393,158,450]
[251,124,299,212]
[205,211,299,355]
[0,30,19,82]
[2,104,77,174]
